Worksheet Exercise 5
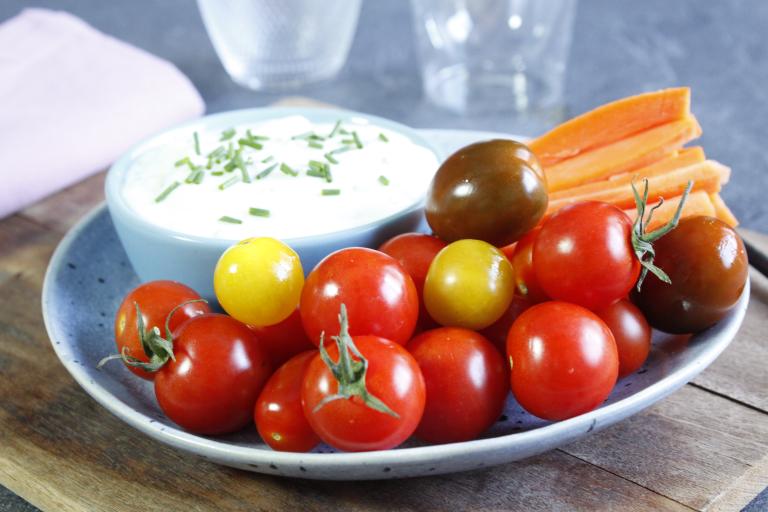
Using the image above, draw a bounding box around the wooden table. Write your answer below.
[2,160,768,512]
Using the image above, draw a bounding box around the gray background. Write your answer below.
[1,0,766,510]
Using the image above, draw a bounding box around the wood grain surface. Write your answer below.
[2,117,768,511]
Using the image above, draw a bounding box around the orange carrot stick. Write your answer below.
[549,147,706,201]
[544,115,702,192]
[546,160,730,213]
[622,190,716,232]
[709,193,739,227]
[530,87,691,167]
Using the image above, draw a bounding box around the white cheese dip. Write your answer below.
[122,116,439,240]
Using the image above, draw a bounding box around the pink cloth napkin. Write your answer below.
[0,8,205,219]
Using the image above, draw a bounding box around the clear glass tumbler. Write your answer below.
[410,0,577,119]
[198,0,362,91]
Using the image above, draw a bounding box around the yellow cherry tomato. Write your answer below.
[423,239,515,330]
[214,237,304,327]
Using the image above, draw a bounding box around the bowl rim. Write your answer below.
[105,106,443,246]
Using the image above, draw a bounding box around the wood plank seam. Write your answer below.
[688,382,768,416]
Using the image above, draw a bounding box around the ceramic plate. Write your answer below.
[42,129,749,480]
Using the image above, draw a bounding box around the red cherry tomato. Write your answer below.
[507,302,619,421]
[534,202,640,311]
[479,294,535,354]
[379,232,447,329]
[408,328,508,443]
[255,351,319,452]
[596,299,652,378]
[302,334,425,451]
[248,309,314,368]
[510,227,548,303]
[114,280,210,380]
[154,314,272,435]
[300,248,419,345]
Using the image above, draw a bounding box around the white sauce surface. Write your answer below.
[122,116,438,240]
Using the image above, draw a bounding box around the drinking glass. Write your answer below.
[410,0,577,122]
[198,0,362,90]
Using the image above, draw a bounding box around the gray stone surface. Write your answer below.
[1,0,766,510]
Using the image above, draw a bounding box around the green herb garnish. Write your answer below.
[174,156,192,168]
[324,152,339,164]
[218,175,240,190]
[261,155,275,164]
[321,188,341,196]
[155,181,180,203]
[378,175,390,186]
[238,138,263,150]
[219,216,242,224]
[308,140,323,149]
[220,128,236,141]
[193,132,201,155]
[328,120,342,138]
[352,131,363,149]
[280,163,298,177]
[330,146,354,155]
[256,163,278,180]
[306,169,326,178]
[249,207,271,217]
[378,133,389,143]
[211,171,224,176]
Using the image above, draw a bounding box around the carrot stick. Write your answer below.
[622,191,716,231]
[549,147,706,200]
[530,87,691,167]
[544,116,702,192]
[546,160,730,213]
[710,193,739,227]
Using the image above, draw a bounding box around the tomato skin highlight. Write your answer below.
[154,314,272,435]
[424,239,515,330]
[507,302,619,421]
[255,351,319,452]
[596,299,651,378]
[379,232,447,330]
[509,227,548,304]
[300,248,419,346]
[301,335,426,452]
[408,328,508,443]
[534,202,640,311]
[248,308,315,368]
[114,280,210,380]
[632,216,748,334]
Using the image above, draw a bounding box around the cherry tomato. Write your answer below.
[154,314,272,435]
[426,139,548,246]
[596,299,651,378]
[379,232,447,329]
[509,227,548,303]
[214,237,304,327]
[479,294,535,354]
[248,308,314,368]
[114,280,209,380]
[534,202,640,311]
[507,302,618,421]
[632,216,748,333]
[300,248,419,345]
[408,328,508,443]
[302,334,425,452]
[255,351,319,452]
[424,239,515,330]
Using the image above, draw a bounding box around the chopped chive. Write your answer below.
[324,152,339,164]
[352,131,363,149]
[378,132,389,142]
[226,142,235,160]
[308,134,325,141]
[321,188,340,196]
[324,163,333,183]
[328,120,342,138]
[246,129,269,141]
[306,169,326,178]
[309,159,325,170]
[280,163,298,177]
[193,170,204,184]
[219,215,242,224]
[255,163,278,180]
[174,156,191,168]
[261,155,275,164]
[207,146,225,159]
[238,138,263,150]
[249,207,271,217]
[184,168,201,184]
[224,160,237,172]
[193,132,201,155]
[240,166,251,183]
[291,131,314,140]
[378,175,390,186]
[220,128,236,141]
[339,128,350,135]
[211,170,224,176]
[330,145,355,155]
[341,138,355,145]
[154,181,180,202]
[308,140,323,149]
[218,175,240,190]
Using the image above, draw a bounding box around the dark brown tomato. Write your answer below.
[425,139,548,246]
[633,216,748,334]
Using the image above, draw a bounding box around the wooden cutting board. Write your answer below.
[2,103,767,511]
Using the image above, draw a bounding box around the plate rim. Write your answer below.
[42,130,750,478]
